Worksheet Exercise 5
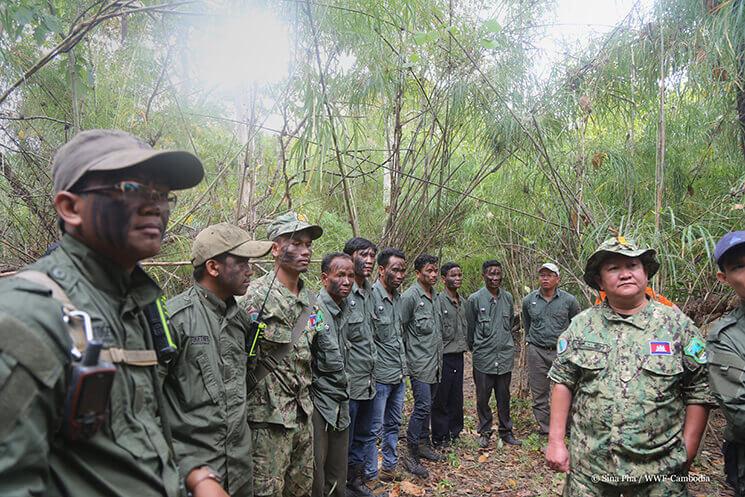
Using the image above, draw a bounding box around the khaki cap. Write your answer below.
[191,223,272,266]
[539,262,560,276]
[266,211,323,241]
[53,129,204,192]
[583,236,659,290]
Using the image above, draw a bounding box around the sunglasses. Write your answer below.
[76,181,177,209]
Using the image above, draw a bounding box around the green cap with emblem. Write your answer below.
[191,223,272,266]
[583,236,660,290]
[266,211,323,241]
[52,129,204,193]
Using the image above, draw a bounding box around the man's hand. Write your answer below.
[187,467,230,497]
[546,439,570,473]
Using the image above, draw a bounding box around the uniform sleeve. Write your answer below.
[680,321,717,407]
[547,328,580,389]
[568,296,581,320]
[465,296,476,351]
[0,314,66,497]
[522,296,531,335]
[399,292,414,327]
[707,330,745,437]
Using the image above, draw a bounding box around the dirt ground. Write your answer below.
[386,354,732,497]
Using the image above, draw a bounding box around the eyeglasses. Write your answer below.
[76,181,177,209]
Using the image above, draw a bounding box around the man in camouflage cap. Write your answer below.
[241,212,324,497]
[546,236,715,496]
[163,223,272,497]
[0,129,221,497]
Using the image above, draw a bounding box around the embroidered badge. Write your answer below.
[443,309,448,315]
[557,338,568,354]
[684,337,707,364]
[191,335,210,345]
[350,300,356,307]
[649,341,672,355]
[418,301,424,307]
[378,305,384,312]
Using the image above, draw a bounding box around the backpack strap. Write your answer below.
[246,294,317,394]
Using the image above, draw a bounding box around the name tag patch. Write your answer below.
[649,341,672,355]
[191,335,210,345]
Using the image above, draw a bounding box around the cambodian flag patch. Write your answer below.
[649,341,672,355]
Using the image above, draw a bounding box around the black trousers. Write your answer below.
[724,441,745,497]
[431,353,464,444]
[473,369,513,437]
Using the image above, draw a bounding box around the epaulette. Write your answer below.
[166,294,195,318]
[707,313,738,342]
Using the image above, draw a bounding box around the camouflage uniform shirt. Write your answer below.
[401,282,443,384]
[549,300,716,481]
[163,283,253,494]
[707,303,745,442]
[311,289,350,430]
[371,280,407,385]
[0,234,181,497]
[241,270,318,428]
[345,280,376,400]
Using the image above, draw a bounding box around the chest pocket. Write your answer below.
[570,341,609,381]
[347,311,365,341]
[197,354,221,405]
[441,309,455,341]
[315,325,344,373]
[709,350,745,399]
[528,305,545,330]
[477,310,491,335]
[414,309,434,336]
[109,366,160,460]
[372,312,393,341]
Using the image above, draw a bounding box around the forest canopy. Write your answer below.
[1,0,744,318]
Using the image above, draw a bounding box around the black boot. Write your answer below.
[418,441,444,462]
[346,465,374,497]
[403,444,429,479]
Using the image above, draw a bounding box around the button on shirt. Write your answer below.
[466,287,515,375]
[549,301,716,480]
[522,288,581,349]
[345,280,376,400]
[311,289,350,430]
[370,280,406,385]
[437,291,468,355]
[163,283,253,493]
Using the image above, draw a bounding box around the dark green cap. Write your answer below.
[583,236,659,290]
[266,212,323,241]
[52,129,204,192]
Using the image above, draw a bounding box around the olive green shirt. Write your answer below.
[521,288,581,349]
[0,234,181,497]
[549,300,716,481]
[707,303,745,442]
[437,291,468,355]
[466,287,515,375]
[311,289,350,430]
[345,280,376,400]
[163,283,252,494]
[241,270,318,428]
[401,282,443,384]
[371,280,407,385]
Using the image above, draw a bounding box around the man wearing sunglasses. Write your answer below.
[0,130,226,497]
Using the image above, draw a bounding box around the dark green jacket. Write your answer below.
[707,304,745,442]
[401,282,442,384]
[163,283,253,495]
[311,289,350,430]
[437,291,468,355]
[0,234,181,497]
[466,287,515,375]
[345,280,376,400]
[371,280,406,385]
[521,288,581,349]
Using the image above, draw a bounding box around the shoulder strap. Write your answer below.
[247,294,317,394]
[14,270,157,367]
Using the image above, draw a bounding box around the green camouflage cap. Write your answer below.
[583,236,659,290]
[53,129,204,192]
[266,211,323,241]
[191,222,272,266]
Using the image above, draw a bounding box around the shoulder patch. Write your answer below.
[557,338,568,354]
[684,337,707,364]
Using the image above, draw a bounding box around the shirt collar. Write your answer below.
[601,298,655,329]
[194,282,238,319]
[373,279,398,303]
[319,288,344,317]
[58,234,161,308]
